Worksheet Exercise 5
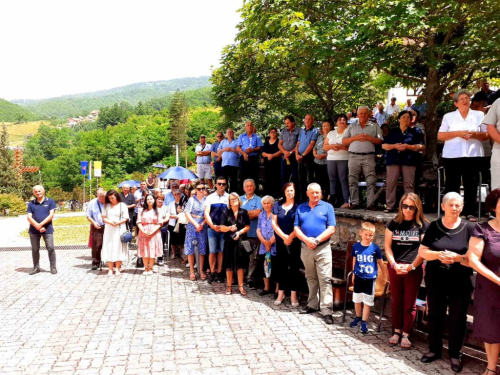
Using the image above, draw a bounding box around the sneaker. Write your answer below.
[349,317,362,328]
[115,269,121,276]
[143,271,148,276]
[360,321,368,334]
[108,270,114,277]
[147,271,153,275]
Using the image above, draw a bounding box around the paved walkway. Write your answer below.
[0,250,487,375]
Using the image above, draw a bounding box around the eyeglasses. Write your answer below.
[402,203,417,211]
[217,183,227,186]
[197,187,206,190]
[217,135,223,138]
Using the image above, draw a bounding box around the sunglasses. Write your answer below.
[197,187,206,190]
[402,203,417,211]
[217,183,227,186]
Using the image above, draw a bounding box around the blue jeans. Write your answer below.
[208,228,225,254]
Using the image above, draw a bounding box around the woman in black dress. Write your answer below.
[167,189,187,259]
[418,192,476,373]
[466,189,500,375]
[221,192,250,295]
[261,128,282,198]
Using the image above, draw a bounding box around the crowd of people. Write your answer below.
[24,90,500,375]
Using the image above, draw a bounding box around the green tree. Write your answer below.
[0,125,20,194]
[168,91,189,166]
[97,102,131,128]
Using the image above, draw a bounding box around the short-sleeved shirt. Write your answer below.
[221,208,250,241]
[294,200,336,239]
[386,104,400,116]
[218,139,239,167]
[211,142,221,163]
[384,126,424,166]
[344,120,383,153]
[374,111,390,127]
[280,126,301,151]
[421,219,475,276]
[134,190,142,214]
[351,242,383,279]
[257,211,276,255]
[87,198,105,227]
[272,201,299,245]
[241,194,263,238]
[313,135,327,165]
[120,193,136,218]
[326,130,349,161]
[27,197,57,234]
[297,127,319,154]
[439,109,485,158]
[205,191,229,225]
[483,98,500,153]
[195,143,212,164]
[386,220,429,264]
[237,133,263,157]
[185,196,206,219]
[412,103,427,115]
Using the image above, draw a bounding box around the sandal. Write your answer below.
[200,272,207,281]
[401,334,411,349]
[466,215,478,222]
[238,285,247,296]
[485,369,498,374]
[388,332,402,346]
[225,286,232,295]
[189,273,196,281]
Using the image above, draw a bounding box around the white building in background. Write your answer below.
[386,86,423,109]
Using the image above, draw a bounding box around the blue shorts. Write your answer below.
[207,228,225,254]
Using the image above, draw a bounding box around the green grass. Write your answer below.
[3,121,50,146]
[52,216,89,226]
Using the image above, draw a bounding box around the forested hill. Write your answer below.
[12,76,211,118]
[0,99,38,122]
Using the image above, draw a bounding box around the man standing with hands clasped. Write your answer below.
[294,183,336,325]
[27,185,58,275]
[87,188,106,270]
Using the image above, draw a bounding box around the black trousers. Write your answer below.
[223,166,239,193]
[443,157,479,216]
[425,267,472,358]
[314,163,329,201]
[264,159,282,198]
[241,155,260,192]
[29,233,56,268]
[90,226,104,266]
[276,240,302,292]
[298,154,315,203]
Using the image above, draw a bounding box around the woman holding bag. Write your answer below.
[102,189,129,276]
[137,193,163,275]
[167,189,187,260]
[221,192,250,295]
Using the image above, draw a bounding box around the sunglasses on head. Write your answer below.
[217,182,227,186]
[402,203,417,211]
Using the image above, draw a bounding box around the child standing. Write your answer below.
[350,222,385,333]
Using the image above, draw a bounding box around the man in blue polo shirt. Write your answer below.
[237,121,263,193]
[218,128,240,193]
[296,114,319,202]
[240,179,263,289]
[26,185,57,275]
[204,176,229,284]
[294,183,336,324]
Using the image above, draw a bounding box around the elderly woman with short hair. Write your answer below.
[256,195,278,296]
[438,89,489,221]
[466,189,500,375]
[418,192,476,373]
[220,192,250,295]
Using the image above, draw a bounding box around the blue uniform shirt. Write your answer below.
[87,198,105,226]
[351,242,383,279]
[294,200,336,239]
[237,133,263,157]
[297,127,319,154]
[27,197,57,234]
[218,139,239,167]
[211,142,220,163]
[240,194,263,238]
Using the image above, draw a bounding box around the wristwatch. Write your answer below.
[410,264,416,271]
[314,239,320,245]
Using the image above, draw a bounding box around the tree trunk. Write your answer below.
[423,69,443,163]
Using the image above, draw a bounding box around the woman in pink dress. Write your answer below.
[137,193,163,275]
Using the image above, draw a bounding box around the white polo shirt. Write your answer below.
[439,109,485,158]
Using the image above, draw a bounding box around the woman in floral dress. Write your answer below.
[184,182,208,281]
[137,194,163,275]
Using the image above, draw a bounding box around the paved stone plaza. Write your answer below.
[0,249,488,375]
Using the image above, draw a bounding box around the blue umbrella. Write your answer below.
[118,180,141,188]
[152,163,168,169]
[158,166,198,180]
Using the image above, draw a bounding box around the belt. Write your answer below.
[198,162,211,164]
[349,152,374,155]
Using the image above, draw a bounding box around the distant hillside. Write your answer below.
[13,76,211,118]
[0,99,38,122]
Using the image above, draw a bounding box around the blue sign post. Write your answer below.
[80,161,89,208]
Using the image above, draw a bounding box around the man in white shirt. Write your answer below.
[484,98,500,190]
[386,97,400,116]
[403,99,413,111]
[195,135,213,190]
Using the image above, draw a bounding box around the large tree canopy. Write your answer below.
[213,0,500,156]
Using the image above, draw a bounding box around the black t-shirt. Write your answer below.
[421,219,475,276]
[386,220,429,264]
[262,140,281,165]
[120,193,136,217]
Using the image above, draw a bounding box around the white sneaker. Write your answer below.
[143,271,148,276]
[147,271,153,275]
[115,269,121,276]
[108,270,113,277]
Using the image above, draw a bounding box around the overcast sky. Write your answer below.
[0,0,242,100]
